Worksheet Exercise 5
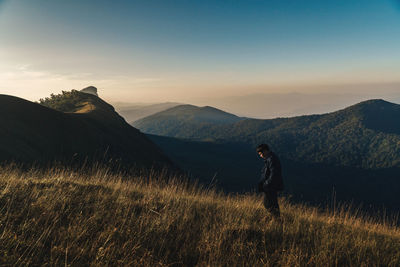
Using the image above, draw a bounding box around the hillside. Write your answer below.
[0,165,399,266]
[0,89,173,170]
[38,88,131,127]
[133,104,245,139]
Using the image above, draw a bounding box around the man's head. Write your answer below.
[256,144,270,159]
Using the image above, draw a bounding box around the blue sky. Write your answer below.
[0,0,399,107]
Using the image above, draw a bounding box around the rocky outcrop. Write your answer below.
[80,86,98,96]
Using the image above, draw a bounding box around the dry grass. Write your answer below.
[0,165,399,266]
[74,102,96,113]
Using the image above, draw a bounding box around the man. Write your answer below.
[257,144,284,219]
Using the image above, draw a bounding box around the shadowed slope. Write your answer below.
[0,91,174,170]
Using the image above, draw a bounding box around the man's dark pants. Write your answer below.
[263,189,280,218]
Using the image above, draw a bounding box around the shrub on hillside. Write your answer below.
[38,90,88,112]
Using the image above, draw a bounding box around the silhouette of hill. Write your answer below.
[0,89,174,171]
[133,104,246,139]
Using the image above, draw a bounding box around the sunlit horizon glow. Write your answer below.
[0,0,399,108]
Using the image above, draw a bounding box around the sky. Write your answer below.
[0,0,399,116]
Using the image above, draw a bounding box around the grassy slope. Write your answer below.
[0,166,399,266]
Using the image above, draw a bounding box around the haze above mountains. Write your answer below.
[114,91,400,120]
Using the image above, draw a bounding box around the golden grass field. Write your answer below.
[0,165,399,266]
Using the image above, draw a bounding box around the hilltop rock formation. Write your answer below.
[80,86,98,96]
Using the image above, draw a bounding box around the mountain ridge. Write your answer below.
[138,104,244,123]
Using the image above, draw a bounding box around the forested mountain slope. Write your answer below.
[135,99,400,169]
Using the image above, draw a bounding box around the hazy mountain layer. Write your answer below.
[115,102,182,124]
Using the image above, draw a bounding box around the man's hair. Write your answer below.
[256,144,270,153]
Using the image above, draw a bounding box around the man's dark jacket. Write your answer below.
[258,151,284,192]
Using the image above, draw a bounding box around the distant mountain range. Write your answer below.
[0,88,174,171]
[134,99,400,169]
[133,99,400,211]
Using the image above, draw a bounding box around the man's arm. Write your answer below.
[258,164,267,192]
[263,155,283,191]
[263,157,278,191]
